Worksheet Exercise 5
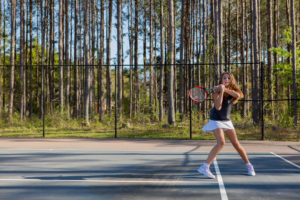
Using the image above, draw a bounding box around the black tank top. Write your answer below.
[209,96,233,121]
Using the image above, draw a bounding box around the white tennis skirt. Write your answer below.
[202,120,234,132]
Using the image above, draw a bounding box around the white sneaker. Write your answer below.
[197,165,215,179]
[246,163,256,176]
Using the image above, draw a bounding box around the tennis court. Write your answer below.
[1,138,299,200]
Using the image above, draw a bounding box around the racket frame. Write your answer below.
[188,86,210,103]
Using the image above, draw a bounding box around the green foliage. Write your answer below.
[269,28,300,97]
[269,28,300,62]
[0,109,298,141]
[277,109,296,128]
[282,28,292,44]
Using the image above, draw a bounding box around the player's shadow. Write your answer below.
[21,147,209,181]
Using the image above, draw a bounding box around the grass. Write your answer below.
[0,112,299,141]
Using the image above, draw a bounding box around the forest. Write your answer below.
[0,0,299,139]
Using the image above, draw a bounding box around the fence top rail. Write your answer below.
[0,62,262,67]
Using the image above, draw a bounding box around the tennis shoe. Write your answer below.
[197,165,215,179]
[246,163,256,176]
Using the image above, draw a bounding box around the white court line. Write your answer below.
[0,178,208,184]
[213,159,228,200]
[270,152,300,169]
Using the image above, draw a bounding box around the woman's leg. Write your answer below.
[205,128,226,164]
[224,129,249,163]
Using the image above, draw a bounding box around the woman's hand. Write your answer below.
[219,84,225,93]
[214,84,225,93]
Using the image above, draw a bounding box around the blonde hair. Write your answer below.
[219,72,244,104]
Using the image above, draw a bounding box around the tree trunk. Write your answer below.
[90,0,95,120]
[134,0,140,116]
[143,1,146,114]
[65,0,70,118]
[245,0,250,114]
[20,0,26,120]
[213,0,219,85]
[50,0,55,114]
[179,0,185,119]
[74,0,79,118]
[236,0,239,79]
[224,2,228,69]
[228,2,231,71]
[46,0,52,114]
[203,0,208,120]
[154,4,158,115]
[173,0,177,118]
[9,0,16,119]
[218,0,223,71]
[40,0,46,119]
[29,0,33,117]
[0,0,2,113]
[184,0,190,115]
[99,0,105,121]
[240,0,246,118]
[149,0,154,114]
[35,3,39,108]
[252,0,260,124]
[59,0,64,113]
[117,0,123,120]
[84,0,90,123]
[290,0,298,125]
[168,0,175,125]
[274,0,279,101]
[106,0,112,117]
[159,0,164,122]
[129,0,133,119]
[267,0,274,119]
[2,1,4,112]
[286,0,292,107]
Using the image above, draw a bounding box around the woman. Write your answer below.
[198,72,255,179]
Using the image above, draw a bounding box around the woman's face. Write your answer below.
[222,74,231,87]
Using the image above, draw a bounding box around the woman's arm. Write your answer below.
[213,85,225,110]
[224,88,241,99]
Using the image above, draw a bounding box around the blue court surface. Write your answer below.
[0,148,299,200]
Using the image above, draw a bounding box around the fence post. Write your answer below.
[189,64,192,139]
[115,64,118,138]
[260,62,264,140]
[42,64,45,138]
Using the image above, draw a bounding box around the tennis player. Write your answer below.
[197,72,255,179]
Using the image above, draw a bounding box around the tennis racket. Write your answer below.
[188,86,214,103]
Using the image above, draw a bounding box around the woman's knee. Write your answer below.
[217,140,225,148]
[225,130,240,148]
[213,128,226,148]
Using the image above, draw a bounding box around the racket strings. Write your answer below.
[190,88,207,102]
